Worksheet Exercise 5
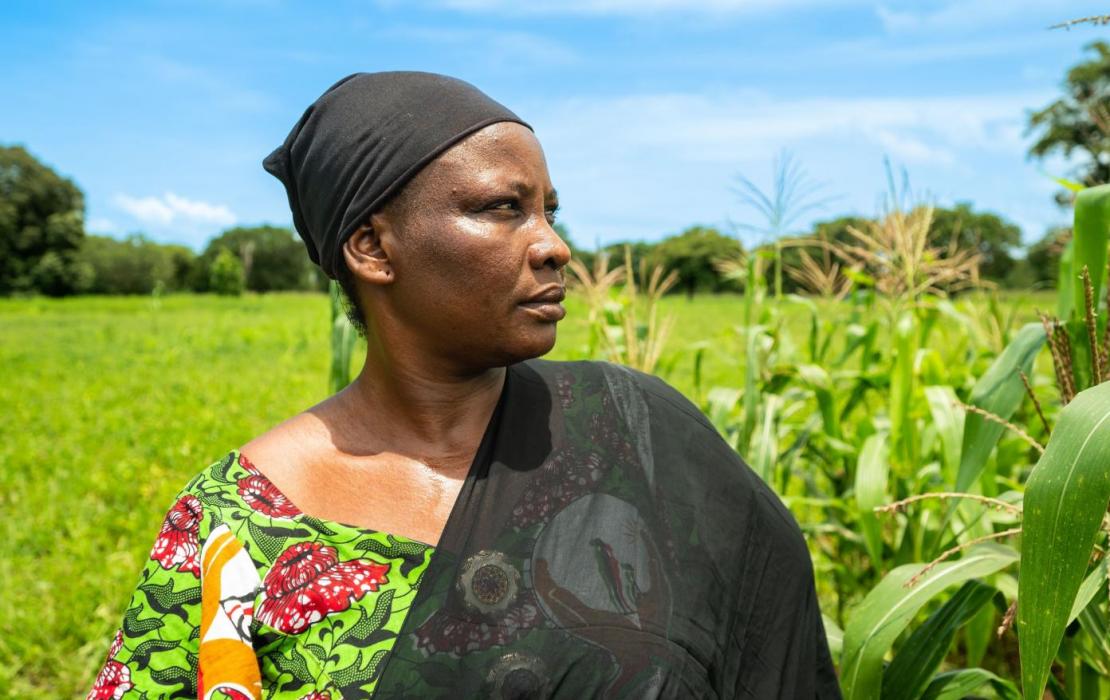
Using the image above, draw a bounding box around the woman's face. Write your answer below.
[353,121,572,370]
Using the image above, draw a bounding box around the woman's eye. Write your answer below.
[483,200,558,222]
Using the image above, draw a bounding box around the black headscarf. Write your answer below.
[262,71,533,280]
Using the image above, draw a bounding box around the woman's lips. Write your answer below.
[517,301,566,321]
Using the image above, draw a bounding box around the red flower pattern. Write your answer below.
[509,449,604,529]
[237,451,302,517]
[85,660,133,700]
[238,451,262,476]
[256,541,390,635]
[237,474,301,518]
[149,494,203,577]
[108,628,123,659]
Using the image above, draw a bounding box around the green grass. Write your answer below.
[0,289,1055,697]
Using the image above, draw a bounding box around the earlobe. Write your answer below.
[344,224,395,285]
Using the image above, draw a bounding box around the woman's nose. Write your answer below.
[531,221,572,271]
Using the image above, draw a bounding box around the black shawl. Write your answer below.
[372,358,840,698]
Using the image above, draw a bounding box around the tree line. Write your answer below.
[0,142,1073,300]
[0,144,328,297]
[8,32,1107,300]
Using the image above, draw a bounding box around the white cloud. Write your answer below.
[531,89,1045,164]
[875,130,955,165]
[113,192,236,227]
[522,87,1058,244]
[162,193,237,225]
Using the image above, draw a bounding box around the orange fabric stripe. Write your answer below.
[199,530,241,633]
[198,638,263,699]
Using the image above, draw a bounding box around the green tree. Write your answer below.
[195,225,314,293]
[1028,40,1110,200]
[812,215,875,246]
[80,233,189,294]
[774,215,873,294]
[0,145,89,295]
[929,203,1022,283]
[163,243,198,291]
[209,248,244,296]
[794,207,1021,289]
[597,240,654,285]
[650,225,742,298]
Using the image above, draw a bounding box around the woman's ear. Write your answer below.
[342,217,394,285]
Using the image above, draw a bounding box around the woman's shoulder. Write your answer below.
[529,358,714,425]
[172,404,320,515]
[542,360,813,567]
[519,358,677,392]
[164,448,287,539]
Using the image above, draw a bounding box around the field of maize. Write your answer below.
[4,188,1110,698]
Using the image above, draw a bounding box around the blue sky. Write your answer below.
[2,1,1105,254]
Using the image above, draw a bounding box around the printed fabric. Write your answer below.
[87,450,434,699]
[88,358,841,699]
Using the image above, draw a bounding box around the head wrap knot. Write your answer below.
[263,71,532,280]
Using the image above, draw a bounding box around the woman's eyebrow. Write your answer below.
[500,180,559,202]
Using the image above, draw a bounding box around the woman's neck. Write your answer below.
[341,352,507,457]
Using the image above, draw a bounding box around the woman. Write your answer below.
[88,71,840,699]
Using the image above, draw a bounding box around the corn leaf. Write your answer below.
[919,668,1021,700]
[750,393,782,484]
[840,543,1018,699]
[822,614,844,659]
[955,323,1045,492]
[1069,556,1109,625]
[924,385,964,483]
[890,312,916,464]
[1076,601,1110,677]
[1058,238,1075,319]
[963,598,994,668]
[1045,173,1086,194]
[329,280,357,393]
[705,387,742,432]
[799,364,841,439]
[1017,382,1110,699]
[1071,184,1110,324]
[740,326,765,448]
[854,432,888,567]
[881,580,996,700]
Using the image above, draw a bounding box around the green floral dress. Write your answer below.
[86,449,435,700]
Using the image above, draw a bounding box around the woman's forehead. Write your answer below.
[427,125,553,193]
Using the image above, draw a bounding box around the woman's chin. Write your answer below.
[500,326,559,363]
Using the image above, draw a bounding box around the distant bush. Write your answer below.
[649,226,743,297]
[209,248,244,296]
[194,225,317,293]
[80,233,197,295]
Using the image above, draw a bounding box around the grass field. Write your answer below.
[0,289,1057,697]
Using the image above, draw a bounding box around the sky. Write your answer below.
[2,0,1107,254]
